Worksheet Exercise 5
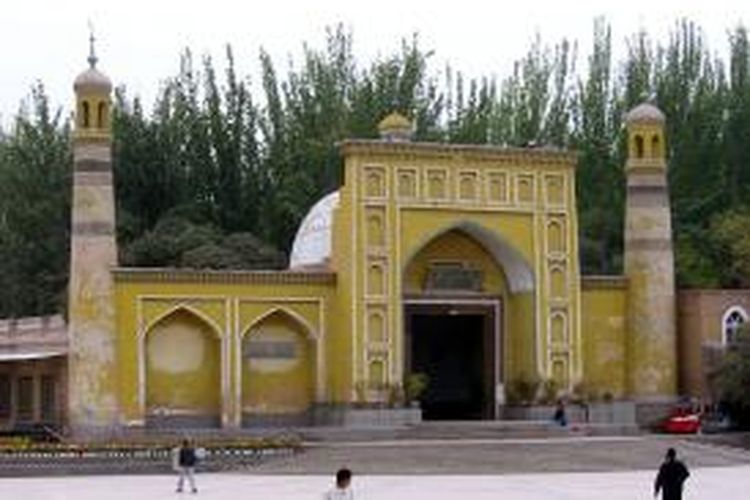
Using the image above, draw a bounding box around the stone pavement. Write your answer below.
[1,466,749,499]
[255,435,750,474]
[2,436,750,499]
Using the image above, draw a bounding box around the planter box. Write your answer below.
[313,405,422,427]
[501,401,635,425]
[589,401,636,425]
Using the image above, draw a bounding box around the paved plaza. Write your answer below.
[268,436,750,474]
[1,436,750,499]
[2,466,750,500]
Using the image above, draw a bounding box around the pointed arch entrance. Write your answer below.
[403,222,534,420]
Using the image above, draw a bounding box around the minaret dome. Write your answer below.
[625,101,666,161]
[73,33,112,137]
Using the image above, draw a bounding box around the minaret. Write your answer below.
[623,102,677,399]
[67,33,119,434]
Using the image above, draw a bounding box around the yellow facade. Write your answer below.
[580,278,628,398]
[66,53,680,429]
[113,270,334,427]
[102,133,592,426]
[334,141,581,401]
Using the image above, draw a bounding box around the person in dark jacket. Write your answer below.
[175,439,198,494]
[654,448,690,500]
[553,399,567,427]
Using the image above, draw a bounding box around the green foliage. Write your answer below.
[387,383,406,408]
[538,378,561,405]
[403,373,429,403]
[3,20,750,317]
[715,328,750,427]
[708,209,750,287]
[120,215,285,270]
[571,381,598,404]
[0,84,71,317]
[505,376,541,405]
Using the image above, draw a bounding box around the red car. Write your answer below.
[663,410,701,434]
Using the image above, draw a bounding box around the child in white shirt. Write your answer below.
[323,468,354,500]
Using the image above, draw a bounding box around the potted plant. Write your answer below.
[354,381,368,408]
[387,383,406,408]
[404,373,429,407]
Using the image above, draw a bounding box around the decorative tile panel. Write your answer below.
[426,169,448,201]
[487,171,509,204]
[545,174,566,207]
[363,166,386,199]
[458,171,479,202]
[397,168,418,200]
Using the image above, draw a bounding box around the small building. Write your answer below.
[0,316,67,431]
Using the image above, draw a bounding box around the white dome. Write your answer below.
[289,191,340,269]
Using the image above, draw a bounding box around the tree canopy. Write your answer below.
[2,20,750,318]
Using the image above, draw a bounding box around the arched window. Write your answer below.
[81,101,90,128]
[722,306,748,345]
[97,102,106,128]
[635,135,644,158]
[651,134,660,157]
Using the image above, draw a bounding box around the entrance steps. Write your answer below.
[82,420,639,444]
[299,420,641,443]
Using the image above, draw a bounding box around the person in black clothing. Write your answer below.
[553,399,567,427]
[654,448,690,500]
[176,439,198,494]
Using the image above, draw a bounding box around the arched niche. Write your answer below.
[634,134,644,158]
[368,358,386,390]
[81,101,90,129]
[365,169,385,198]
[550,311,567,344]
[488,172,508,203]
[547,220,565,254]
[550,266,566,299]
[367,262,386,296]
[241,309,316,418]
[367,309,386,343]
[459,173,477,200]
[545,176,565,205]
[97,101,108,129]
[367,212,385,247]
[427,170,447,199]
[551,357,568,388]
[144,308,221,426]
[398,170,417,198]
[517,175,534,203]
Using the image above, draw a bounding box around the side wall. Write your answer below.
[113,270,335,428]
[581,276,628,399]
[677,289,750,398]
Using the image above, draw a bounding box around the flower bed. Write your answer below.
[0,435,300,476]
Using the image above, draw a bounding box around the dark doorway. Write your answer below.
[407,307,495,420]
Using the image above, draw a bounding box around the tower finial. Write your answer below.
[87,21,97,68]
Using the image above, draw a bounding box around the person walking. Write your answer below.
[553,399,567,427]
[654,448,690,500]
[175,439,199,494]
[324,468,354,500]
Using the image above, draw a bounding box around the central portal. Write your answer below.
[405,302,498,420]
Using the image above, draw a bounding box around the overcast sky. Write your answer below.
[1,0,748,126]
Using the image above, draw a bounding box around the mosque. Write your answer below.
[1,48,748,436]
